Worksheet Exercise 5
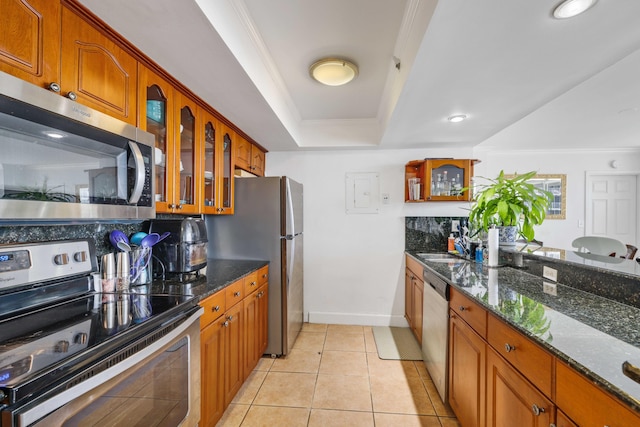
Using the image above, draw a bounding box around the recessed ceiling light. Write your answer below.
[309,58,358,86]
[553,0,598,19]
[447,115,467,123]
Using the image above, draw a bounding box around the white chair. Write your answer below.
[571,236,627,257]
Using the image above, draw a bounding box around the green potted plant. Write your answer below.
[467,170,552,245]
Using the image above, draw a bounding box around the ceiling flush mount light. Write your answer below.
[553,0,598,19]
[309,58,358,86]
[447,114,467,123]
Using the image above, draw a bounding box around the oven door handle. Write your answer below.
[128,141,145,205]
[14,307,203,427]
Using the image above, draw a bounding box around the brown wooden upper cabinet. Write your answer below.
[1,1,137,124]
[201,112,233,215]
[2,0,264,215]
[59,6,138,124]
[138,65,174,211]
[235,135,265,176]
[217,125,235,215]
[171,92,200,214]
[0,0,61,86]
[405,158,477,202]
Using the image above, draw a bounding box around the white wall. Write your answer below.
[266,147,472,326]
[473,148,640,249]
[266,146,640,327]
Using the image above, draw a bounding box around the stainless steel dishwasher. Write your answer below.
[421,268,450,403]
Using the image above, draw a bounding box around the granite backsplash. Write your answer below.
[406,217,640,310]
[0,214,197,259]
[405,216,468,252]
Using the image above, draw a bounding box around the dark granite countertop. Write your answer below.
[150,259,269,301]
[406,251,640,414]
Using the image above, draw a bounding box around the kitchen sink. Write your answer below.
[416,253,469,263]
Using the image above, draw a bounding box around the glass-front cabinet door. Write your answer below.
[404,158,475,202]
[175,93,199,214]
[138,65,174,213]
[220,125,235,214]
[201,115,234,215]
[203,118,216,211]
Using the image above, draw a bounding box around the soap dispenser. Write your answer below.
[448,234,455,252]
[475,242,483,263]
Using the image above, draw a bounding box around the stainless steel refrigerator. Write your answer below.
[205,176,303,357]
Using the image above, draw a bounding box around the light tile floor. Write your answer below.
[217,323,461,427]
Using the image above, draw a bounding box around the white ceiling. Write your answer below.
[78,0,640,152]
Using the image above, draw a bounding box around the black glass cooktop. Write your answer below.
[0,288,197,405]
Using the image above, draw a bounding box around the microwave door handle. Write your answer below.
[128,141,145,204]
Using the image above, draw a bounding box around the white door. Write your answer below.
[585,174,638,248]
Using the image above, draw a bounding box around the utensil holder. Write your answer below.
[130,247,152,285]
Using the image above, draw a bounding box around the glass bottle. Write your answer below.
[442,171,450,196]
[434,174,443,196]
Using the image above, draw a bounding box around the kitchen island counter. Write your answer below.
[406,250,640,414]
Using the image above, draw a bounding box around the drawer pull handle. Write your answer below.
[459,306,467,311]
[622,361,640,384]
[234,291,241,297]
[504,343,516,353]
[250,281,257,286]
[48,82,61,93]
[227,315,234,321]
[213,305,220,312]
[531,404,544,416]
[223,320,229,327]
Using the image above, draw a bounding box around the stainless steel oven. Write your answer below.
[0,239,201,427]
[0,71,154,220]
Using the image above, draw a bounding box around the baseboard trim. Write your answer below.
[307,311,409,327]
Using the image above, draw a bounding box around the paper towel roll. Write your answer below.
[488,268,499,306]
[488,227,499,267]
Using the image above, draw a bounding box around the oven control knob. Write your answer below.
[74,251,88,262]
[55,340,70,353]
[54,253,70,266]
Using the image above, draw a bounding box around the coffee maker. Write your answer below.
[146,218,208,280]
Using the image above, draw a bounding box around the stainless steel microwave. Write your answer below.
[0,72,154,220]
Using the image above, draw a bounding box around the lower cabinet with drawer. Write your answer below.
[199,265,269,427]
[449,287,554,427]
[243,279,269,380]
[447,286,640,427]
[449,304,486,427]
[486,346,553,427]
[555,359,640,427]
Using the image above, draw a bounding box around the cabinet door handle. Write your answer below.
[212,305,220,312]
[504,343,516,353]
[531,404,544,416]
[234,291,241,297]
[223,320,229,327]
[227,315,234,321]
[250,281,257,286]
[459,306,467,311]
[66,91,77,101]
